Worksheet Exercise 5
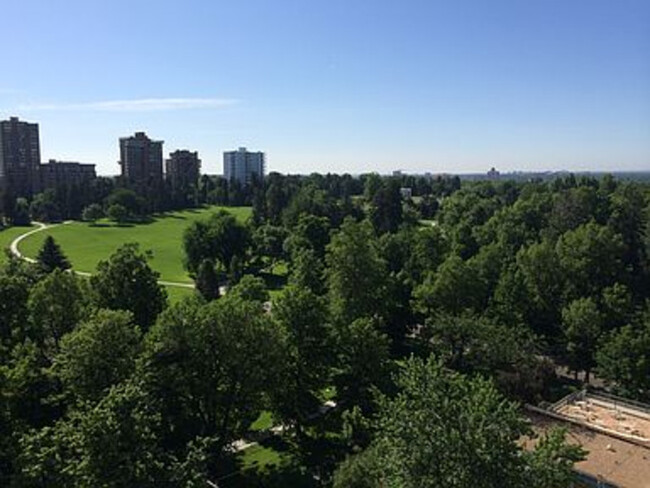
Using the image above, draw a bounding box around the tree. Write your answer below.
[335,318,391,413]
[82,203,104,224]
[13,197,31,226]
[562,297,603,382]
[0,272,31,352]
[106,188,144,217]
[271,285,332,435]
[16,380,206,487]
[556,222,626,301]
[369,179,403,234]
[285,213,331,259]
[333,356,584,488]
[412,254,485,317]
[228,274,269,304]
[597,314,650,401]
[30,190,62,223]
[252,223,288,263]
[326,218,389,325]
[90,243,167,330]
[142,294,286,459]
[289,247,326,295]
[27,269,87,360]
[36,235,70,273]
[195,259,220,301]
[182,210,250,275]
[516,239,565,337]
[54,310,141,403]
[107,203,128,224]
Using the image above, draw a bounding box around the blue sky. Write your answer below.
[1,0,648,175]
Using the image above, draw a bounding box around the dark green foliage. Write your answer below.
[106,188,144,217]
[597,309,650,401]
[36,235,70,273]
[289,247,326,295]
[107,203,128,223]
[12,197,31,226]
[195,259,220,301]
[90,243,167,330]
[369,178,403,234]
[29,189,62,223]
[54,309,141,402]
[335,318,391,413]
[182,210,250,275]
[228,274,269,304]
[81,203,104,223]
[326,218,389,325]
[562,297,603,381]
[271,285,332,432]
[27,269,87,360]
[142,293,286,457]
[333,356,584,488]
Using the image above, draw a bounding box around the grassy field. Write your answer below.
[17,206,251,284]
[0,224,34,265]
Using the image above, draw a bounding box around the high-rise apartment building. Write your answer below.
[40,160,96,190]
[165,150,201,189]
[0,117,41,197]
[223,147,265,186]
[118,132,163,187]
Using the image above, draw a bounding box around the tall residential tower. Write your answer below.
[0,117,41,197]
[166,150,200,189]
[118,132,163,187]
[223,147,265,186]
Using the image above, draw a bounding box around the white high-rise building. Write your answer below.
[223,147,265,186]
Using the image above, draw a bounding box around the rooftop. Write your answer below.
[525,390,650,487]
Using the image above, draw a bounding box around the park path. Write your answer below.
[9,221,195,289]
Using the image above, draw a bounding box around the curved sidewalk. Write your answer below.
[9,221,195,289]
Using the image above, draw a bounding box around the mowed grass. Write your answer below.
[0,225,34,265]
[18,207,251,284]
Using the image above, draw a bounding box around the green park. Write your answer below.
[4,206,252,302]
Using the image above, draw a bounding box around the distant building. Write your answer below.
[39,159,96,190]
[223,147,265,186]
[392,170,403,177]
[487,167,500,180]
[0,116,41,197]
[165,150,200,189]
[118,132,163,187]
[400,187,413,199]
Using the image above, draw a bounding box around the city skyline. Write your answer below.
[1,0,648,176]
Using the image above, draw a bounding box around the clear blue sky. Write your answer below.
[1,0,648,175]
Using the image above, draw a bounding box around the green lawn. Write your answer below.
[17,207,251,283]
[0,225,34,265]
[164,285,195,305]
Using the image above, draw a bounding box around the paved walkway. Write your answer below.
[9,221,195,289]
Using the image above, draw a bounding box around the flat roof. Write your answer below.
[526,410,650,488]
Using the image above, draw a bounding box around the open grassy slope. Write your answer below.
[0,225,34,265]
[18,207,251,284]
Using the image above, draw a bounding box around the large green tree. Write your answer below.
[142,293,286,458]
[333,356,584,488]
[54,309,141,403]
[597,311,650,401]
[326,218,389,325]
[90,243,167,330]
[182,210,250,275]
[562,297,603,382]
[271,285,332,435]
[27,269,87,360]
[36,236,70,273]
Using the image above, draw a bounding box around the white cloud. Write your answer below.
[17,97,238,112]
